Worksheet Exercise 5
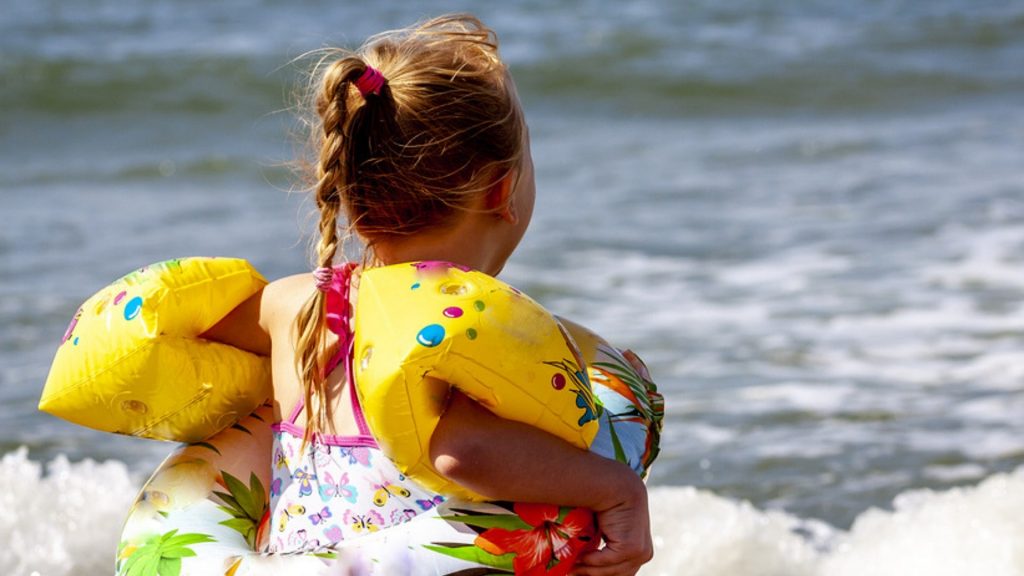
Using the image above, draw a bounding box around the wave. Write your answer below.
[515,61,1022,117]
[6,4,1024,121]
[1,448,137,576]
[8,52,1012,119]
[505,3,1024,116]
[0,155,274,188]
[3,448,1022,576]
[0,54,287,117]
[647,470,1024,575]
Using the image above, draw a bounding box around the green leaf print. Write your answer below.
[607,418,628,465]
[312,551,339,560]
[119,529,216,576]
[157,557,181,576]
[213,471,268,548]
[437,513,532,531]
[422,543,516,570]
[220,517,255,534]
[164,531,218,547]
[593,350,664,471]
[593,359,653,414]
[189,441,221,455]
[159,548,197,559]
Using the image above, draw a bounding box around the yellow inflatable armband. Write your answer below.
[353,262,601,501]
[39,257,271,442]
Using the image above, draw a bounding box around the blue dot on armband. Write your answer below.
[416,324,445,347]
[124,296,143,321]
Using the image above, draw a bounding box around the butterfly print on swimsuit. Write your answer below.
[318,470,358,503]
[274,445,288,470]
[293,466,316,497]
[390,508,417,525]
[416,495,444,510]
[371,473,412,507]
[344,509,384,534]
[287,528,319,550]
[337,446,372,467]
[324,523,344,542]
[308,506,333,525]
[278,502,306,532]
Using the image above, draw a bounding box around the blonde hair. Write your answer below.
[293,14,526,442]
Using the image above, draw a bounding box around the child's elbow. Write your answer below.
[430,397,490,481]
[430,425,484,480]
[431,451,464,481]
[430,431,504,500]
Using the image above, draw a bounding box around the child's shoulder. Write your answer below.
[265,272,316,296]
[261,272,316,325]
[197,271,314,356]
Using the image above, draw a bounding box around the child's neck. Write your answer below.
[372,215,510,277]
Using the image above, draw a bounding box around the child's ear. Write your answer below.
[486,169,519,224]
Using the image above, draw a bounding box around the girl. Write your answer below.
[205,14,653,575]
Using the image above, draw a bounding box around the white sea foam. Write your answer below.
[818,469,1024,576]
[922,226,1024,291]
[0,448,138,576]
[644,486,821,576]
[922,463,988,483]
[646,468,1024,576]
[4,450,1023,576]
[716,248,851,291]
[733,382,861,415]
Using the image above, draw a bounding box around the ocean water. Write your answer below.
[2,0,1024,574]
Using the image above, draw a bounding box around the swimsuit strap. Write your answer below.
[285,338,366,432]
[286,263,357,425]
[323,263,358,341]
[284,262,356,424]
[285,397,304,425]
[345,326,372,437]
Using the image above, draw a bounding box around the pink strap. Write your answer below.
[286,263,354,424]
[285,263,372,437]
[286,398,305,425]
[345,332,372,437]
[324,263,356,338]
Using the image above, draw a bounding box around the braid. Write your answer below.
[293,57,369,445]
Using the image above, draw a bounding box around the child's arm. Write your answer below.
[203,273,324,356]
[200,288,271,356]
[431,391,653,576]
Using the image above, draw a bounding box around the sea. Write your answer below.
[2,0,1024,574]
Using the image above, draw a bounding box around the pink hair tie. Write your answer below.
[354,66,386,97]
[313,267,335,292]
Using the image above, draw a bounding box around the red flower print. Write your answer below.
[475,503,597,576]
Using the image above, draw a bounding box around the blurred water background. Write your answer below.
[2,0,1024,574]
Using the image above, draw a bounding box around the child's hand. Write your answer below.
[432,391,656,574]
[572,473,653,576]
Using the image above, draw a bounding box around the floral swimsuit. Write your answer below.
[267,264,442,553]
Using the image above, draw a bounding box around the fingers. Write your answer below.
[570,563,640,576]
[574,469,653,576]
[571,549,645,576]
[571,536,653,576]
